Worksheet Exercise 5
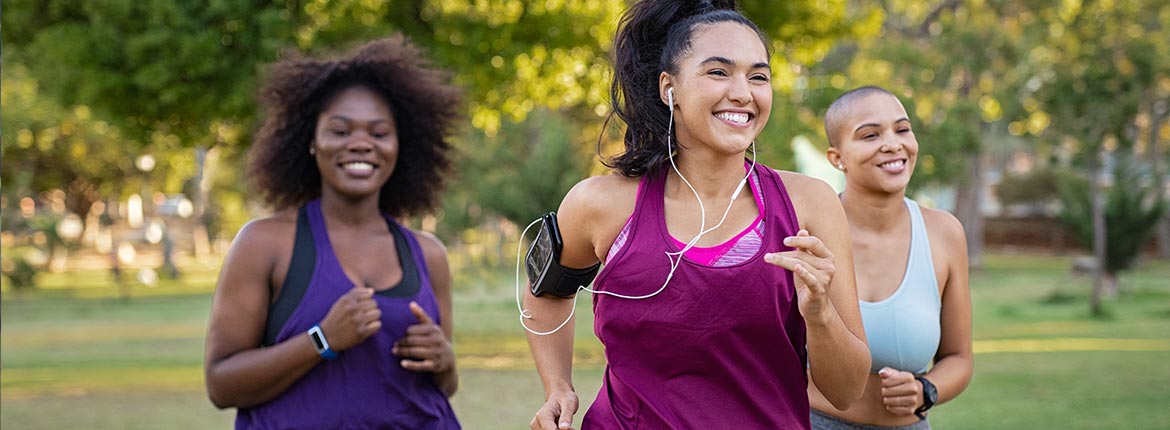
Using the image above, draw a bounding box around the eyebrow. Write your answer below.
[699,56,771,71]
[325,115,390,125]
[853,117,911,134]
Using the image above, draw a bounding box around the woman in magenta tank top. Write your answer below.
[205,37,462,429]
[524,2,871,429]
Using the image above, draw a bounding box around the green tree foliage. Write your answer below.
[2,0,294,249]
[796,1,1031,188]
[1,250,42,291]
[995,165,1077,212]
[790,0,1042,269]
[1024,0,1170,313]
[1,61,135,218]
[3,0,884,238]
[1,0,293,146]
[283,0,882,229]
[1029,2,1151,153]
[466,110,591,227]
[792,0,1169,274]
[1059,153,1165,276]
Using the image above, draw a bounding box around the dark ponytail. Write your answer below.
[603,0,768,177]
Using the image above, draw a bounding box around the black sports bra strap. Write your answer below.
[376,218,421,298]
[262,211,422,345]
[263,206,316,346]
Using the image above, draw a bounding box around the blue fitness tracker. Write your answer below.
[307,324,339,360]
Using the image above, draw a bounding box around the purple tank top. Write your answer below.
[236,200,460,429]
[584,164,809,429]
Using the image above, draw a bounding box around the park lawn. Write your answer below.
[931,350,1170,430]
[2,253,1168,429]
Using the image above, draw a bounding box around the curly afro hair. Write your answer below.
[248,35,462,218]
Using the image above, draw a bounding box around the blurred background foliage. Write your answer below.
[3,2,1170,429]
[2,0,1168,306]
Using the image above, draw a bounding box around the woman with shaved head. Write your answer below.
[813,86,973,430]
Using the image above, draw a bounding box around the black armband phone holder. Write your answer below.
[525,212,600,298]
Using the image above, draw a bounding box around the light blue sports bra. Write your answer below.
[859,198,941,374]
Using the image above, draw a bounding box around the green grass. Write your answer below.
[932,351,1170,429]
[2,253,1168,429]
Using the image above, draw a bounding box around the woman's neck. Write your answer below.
[318,191,384,227]
[840,188,907,232]
[666,149,750,201]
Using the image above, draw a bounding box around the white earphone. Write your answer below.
[516,82,757,336]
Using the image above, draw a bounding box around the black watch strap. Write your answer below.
[914,376,938,419]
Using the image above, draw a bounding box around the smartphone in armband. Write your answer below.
[526,212,563,294]
[526,212,600,298]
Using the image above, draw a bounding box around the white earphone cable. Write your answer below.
[517,90,758,336]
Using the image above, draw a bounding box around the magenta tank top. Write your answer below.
[667,162,765,266]
[583,164,809,429]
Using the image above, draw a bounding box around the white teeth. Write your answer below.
[879,160,905,169]
[343,162,374,171]
[716,112,750,124]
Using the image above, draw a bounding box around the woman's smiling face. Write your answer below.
[831,92,919,195]
[664,21,772,157]
[312,85,399,200]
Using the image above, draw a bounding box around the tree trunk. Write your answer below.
[1090,270,1117,317]
[1150,100,1169,259]
[1089,148,1109,316]
[952,69,984,270]
[1156,218,1170,259]
[954,151,985,270]
[192,146,217,259]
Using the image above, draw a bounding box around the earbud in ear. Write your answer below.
[667,88,674,106]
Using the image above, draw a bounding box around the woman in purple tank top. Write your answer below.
[205,36,462,429]
[523,1,871,429]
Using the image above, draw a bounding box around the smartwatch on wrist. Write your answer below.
[914,376,938,419]
[308,324,339,360]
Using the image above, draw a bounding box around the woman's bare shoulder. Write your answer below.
[404,227,448,265]
[774,169,842,221]
[556,174,641,262]
[920,206,966,245]
[215,209,300,298]
[234,210,298,243]
[774,170,837,195]
[559,174,640,220]
[564,174,640,203]
[224,210,299,266]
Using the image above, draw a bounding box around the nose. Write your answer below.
[345,130,375,152]
[880,132,903,153]
[728,76,752,105]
